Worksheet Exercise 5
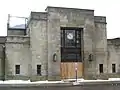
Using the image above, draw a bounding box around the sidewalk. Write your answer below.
[0,78,120,87]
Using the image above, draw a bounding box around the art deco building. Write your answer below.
[0,6,119,81]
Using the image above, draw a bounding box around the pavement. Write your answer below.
[0,84,120,90]
[0,80,120,87]
[0,79,120,90]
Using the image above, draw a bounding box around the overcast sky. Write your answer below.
[0,0,119,39]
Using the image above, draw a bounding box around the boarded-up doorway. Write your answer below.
[61,62,83,79]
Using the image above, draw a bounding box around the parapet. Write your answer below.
[29,12,47,20]
[45,6,94,15]
[94,16,107,24]
[27,12,47,27]
[107,38,120,45]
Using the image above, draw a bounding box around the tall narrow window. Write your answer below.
[112,64,116,73]
[37,65,41,75]
[15,65,20,74]
[99,64,103,73]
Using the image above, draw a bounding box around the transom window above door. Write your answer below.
[65,30,75,47]
[61,27,82,48]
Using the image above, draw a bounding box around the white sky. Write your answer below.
[0,0,119,39]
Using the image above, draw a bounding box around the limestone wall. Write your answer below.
[0,37,6,80]
[94,16,107,75]
[0,45,5,80]
[90,38,120,79]
[46,6,96,79]
[107,38,120,74]
[84,16,108,79]
[27,7,108,80]
[5,36,31,80]
[29,12,48,81]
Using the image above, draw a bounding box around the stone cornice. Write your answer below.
[6,36,30,44]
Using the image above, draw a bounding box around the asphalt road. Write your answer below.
[0,84,120,90]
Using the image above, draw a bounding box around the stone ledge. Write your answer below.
[84,73,120,80]
[48,75,61,81]
[6,36,30,44]
[5,75,30,80]
[30,76,47,82]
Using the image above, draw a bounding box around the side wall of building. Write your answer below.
[0,45,4,80]
[0,37,6,80]
[29,12,48,81]
[5,36,31,80]
[89,16,108,79]
[105,39,120,78]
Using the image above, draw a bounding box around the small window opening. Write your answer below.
[37,65,41,75]
[15,65,20,74]
[99,64,103,73]
[112,64,116,73]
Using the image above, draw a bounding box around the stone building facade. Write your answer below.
[0,6,120,81]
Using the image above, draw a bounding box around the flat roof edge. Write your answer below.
[46,6,94,11]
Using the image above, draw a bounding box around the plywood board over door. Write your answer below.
[61,62,83,79]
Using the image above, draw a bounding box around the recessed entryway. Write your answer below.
[60,27,83,79]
